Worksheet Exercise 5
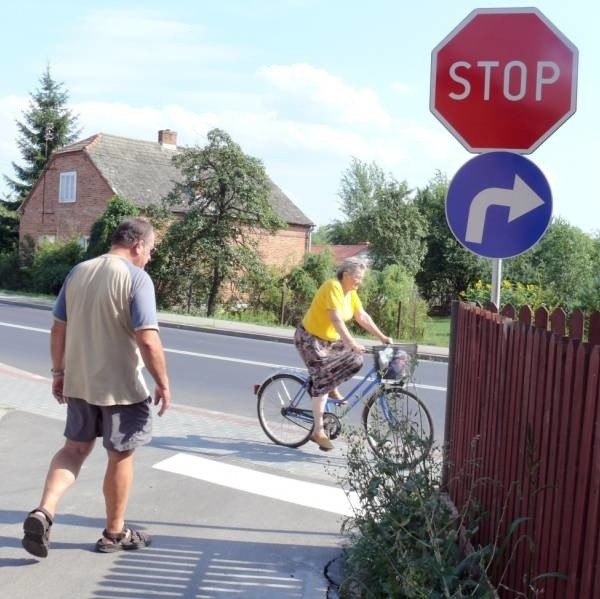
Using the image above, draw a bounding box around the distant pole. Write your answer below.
[396,300,402,339]
[280,281,286,325]
[491,259,502,308]
[41,123,54,224]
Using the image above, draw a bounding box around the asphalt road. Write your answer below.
[0,301,448,443]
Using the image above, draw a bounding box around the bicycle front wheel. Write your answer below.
[257,373,313,447]
[362,386,433,468]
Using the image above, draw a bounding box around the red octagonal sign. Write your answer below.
[430,8,578,154]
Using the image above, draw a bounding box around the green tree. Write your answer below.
[310,225,332,245]
[329,158,386,244]
[0,196,20,254]
[503,217,596,309]
[331,159,427,274]
[151,210,212,311]
[368,180,426,274]
[5,65,80,198]
[161,128,285,316]
[578,231,600,310]
[414,172,486,312]
[85,196,140,258]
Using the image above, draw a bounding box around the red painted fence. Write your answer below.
[445,301,600,597]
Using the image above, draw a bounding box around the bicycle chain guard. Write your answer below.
[323,412,342,440]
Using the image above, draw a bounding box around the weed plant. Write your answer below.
[337,429,495,598]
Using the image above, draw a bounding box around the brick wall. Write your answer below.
[19,151,113,243]
[255,224,309,268]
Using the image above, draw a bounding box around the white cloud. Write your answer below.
[390,82,416,96]
[259,63,391,127]
[54,9,242,96]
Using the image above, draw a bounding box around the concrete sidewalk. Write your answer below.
[0,293,449,361]
[0,362,348,598]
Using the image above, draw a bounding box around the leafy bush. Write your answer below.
[29,238,83,294]
[0,200,20,254]
[237,263,286,318]
[358,264,429,341]
[0,251,24,290]
[461,279,557,310]
[338,430,494,598]
[0,236,36,291]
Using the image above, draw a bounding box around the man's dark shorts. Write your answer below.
[64,397,153,452]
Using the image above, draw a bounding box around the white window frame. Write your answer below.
[59,171,77,203]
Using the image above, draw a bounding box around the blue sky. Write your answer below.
[0,0,596,234]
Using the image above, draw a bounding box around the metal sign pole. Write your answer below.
[491,258,502,308]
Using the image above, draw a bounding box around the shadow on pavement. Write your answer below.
[1,523,335,598]
[91,534,331,599]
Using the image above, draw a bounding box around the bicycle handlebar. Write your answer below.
[368,343,418,356]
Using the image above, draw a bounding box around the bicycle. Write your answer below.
[254,344,434,468]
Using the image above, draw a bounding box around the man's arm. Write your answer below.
[50,319,67,403]
[135,328,171,416]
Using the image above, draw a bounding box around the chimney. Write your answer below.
[158,129,177,149]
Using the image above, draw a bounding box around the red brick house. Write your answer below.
[18,130,314,268]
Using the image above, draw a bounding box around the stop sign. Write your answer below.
[430,8,578,153]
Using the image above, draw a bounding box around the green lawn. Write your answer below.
[422,316,450,347]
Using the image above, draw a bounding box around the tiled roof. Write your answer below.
[312,244,371,263]
[55,133,314,227]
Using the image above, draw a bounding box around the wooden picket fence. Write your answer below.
[445,301,600,597]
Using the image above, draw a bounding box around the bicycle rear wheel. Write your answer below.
[362,386,433,468]
[257,373,313,447]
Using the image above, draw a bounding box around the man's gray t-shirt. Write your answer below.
[53,254,158,406]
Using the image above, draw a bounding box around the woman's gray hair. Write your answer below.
[336,257,367,281]
[111,218,154,248]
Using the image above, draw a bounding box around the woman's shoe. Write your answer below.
[311,432,334,451]
[328,388,347,405]
[329,387,344,401]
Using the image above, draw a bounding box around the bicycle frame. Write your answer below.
[328,366,383,414]
[282,366,382,416]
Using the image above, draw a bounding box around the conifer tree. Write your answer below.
[4,64,80,198]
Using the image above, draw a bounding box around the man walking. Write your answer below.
[22,218,171,557]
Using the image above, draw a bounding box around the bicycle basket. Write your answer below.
[373,345,415,383]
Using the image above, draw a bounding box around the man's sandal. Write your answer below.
[95,527,151,553]
[22,507,53,558]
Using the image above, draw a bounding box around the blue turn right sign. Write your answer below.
[445,152,553,259]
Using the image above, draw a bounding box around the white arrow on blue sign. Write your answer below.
[445,152,552,259]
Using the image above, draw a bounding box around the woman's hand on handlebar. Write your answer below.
[380,335,393,345]
[348,339,366,354]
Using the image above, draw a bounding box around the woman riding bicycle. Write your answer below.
[294,257,392,451]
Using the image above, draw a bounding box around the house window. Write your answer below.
[78,235,89,250]
[59,171,77,203]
